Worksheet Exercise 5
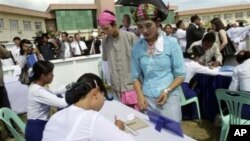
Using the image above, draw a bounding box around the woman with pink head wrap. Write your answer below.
[98,10,139,110]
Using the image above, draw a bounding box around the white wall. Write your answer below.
[3,54,102,87]
[50,54,101,88]
[3,54,101,114]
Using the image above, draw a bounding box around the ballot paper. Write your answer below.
[125,116,149,132]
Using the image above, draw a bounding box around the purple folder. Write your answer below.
[146,110,184,137]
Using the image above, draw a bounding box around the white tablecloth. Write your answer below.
[100,100,196,141]
[4,75,28,114]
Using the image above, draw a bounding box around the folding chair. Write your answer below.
[0,108,25,141]
[180,87,201,121]
[216,89,250,141]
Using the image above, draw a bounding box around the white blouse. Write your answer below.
[175,28,187,52]
[184,59,218,83]
[229,59,250,92]
[27,84,68,121]
[42,105,135,141]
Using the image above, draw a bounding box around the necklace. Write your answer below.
[147,43,155,56]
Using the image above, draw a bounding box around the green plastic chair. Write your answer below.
[0,108,25,141]
[179,87,201,121]
[215,89,250,141]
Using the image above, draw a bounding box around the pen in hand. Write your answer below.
[114,115,125,131]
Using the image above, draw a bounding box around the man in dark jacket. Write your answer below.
[186,15,205,51]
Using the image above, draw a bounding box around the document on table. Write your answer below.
[125,116,149,133]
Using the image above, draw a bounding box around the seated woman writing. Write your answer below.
[182,45,218,119]
[42,73,135,141]
[229,50,250,119]
[183,45,218,98]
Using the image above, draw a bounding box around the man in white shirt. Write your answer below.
[229,50,250,92]
[59,32,73,59]
[10,36,21,64]
[175,20,187,52]
[227,25,250,52]
[188,32,222,67]
[71,33,88,56]
[120,14,137,34]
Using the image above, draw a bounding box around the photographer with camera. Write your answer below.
[18,39,44,85]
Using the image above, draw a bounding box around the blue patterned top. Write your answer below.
[131,35,186,97]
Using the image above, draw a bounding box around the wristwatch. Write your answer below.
[162,88,172,94]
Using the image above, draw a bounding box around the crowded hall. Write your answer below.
[1,0,250,141]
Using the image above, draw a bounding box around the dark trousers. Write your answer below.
[0,86,11,108]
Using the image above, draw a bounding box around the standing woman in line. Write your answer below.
[131,4,186,122]
[210,18,228,51]
[25,60,68,141]
[211,17,234,64]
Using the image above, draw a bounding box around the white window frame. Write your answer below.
[35,22,42,31]
[247,12,250,17]
[202,16,210,21]
[23,20,32,30]
[213,15,220,18]
[224,14,232,20]
[235,12,243,19]
[182,18,189,23]
[0,18,3,29]
[9,19,19,30]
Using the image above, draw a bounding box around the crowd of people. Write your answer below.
[0,2,250,141]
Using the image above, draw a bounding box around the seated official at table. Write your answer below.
[229,50,250,119]
[183,45,218,99]
[42,73,135,141]
[188,32,223,67]
[25,61,68,141]
[229,50,250,92]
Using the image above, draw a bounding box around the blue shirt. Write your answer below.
[131,35,186,97]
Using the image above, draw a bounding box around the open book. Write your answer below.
[124,116,149,135]
[125,116,149,130]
